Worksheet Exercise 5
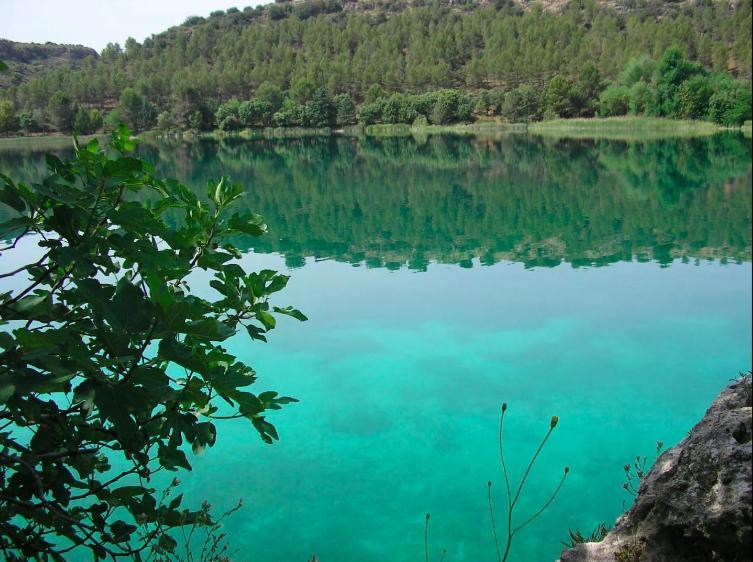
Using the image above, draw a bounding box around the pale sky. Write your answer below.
[0,0,267,52]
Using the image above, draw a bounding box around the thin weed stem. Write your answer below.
[499,406,512,512]
[511,426,554,509]
[512,468,569,537]
[488,482,502,562]
[425,513,430,562]
[491,408,563,562]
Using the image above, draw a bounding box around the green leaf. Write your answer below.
[109,278,153,332]
[110,201,166,236]
[168,493,184,511]
[0,59,7,71]
[273,306,309,322]
[93,384,142,452]
[109,486,150,500]
[158,338,220,378]
[235,392,264,416]
[256,310,276,331]
[228,212,267,236]
[0,376,16,404]
[251,416,279,444]
[192,422,217,454]
[0,178,27,213]
[104,156,144,179]
[211,176,227,206]
[158,444,192,471]
[183,318,235,341]
[246,324,267,342]
[158,534,178,553]
[110,520,137,542]
[4,295,68,323]
[111,124,137,153]
[267,274,290,294]
[0,216,34,235]
[45,153,67,175]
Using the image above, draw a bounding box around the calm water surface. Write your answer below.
[1,133,751,562]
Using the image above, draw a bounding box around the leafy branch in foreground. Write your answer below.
[0,126,306,560]
[488,404,569,562]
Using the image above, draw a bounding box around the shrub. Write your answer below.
[0,101,18,133]
[156,109,178,132]
[619,54,656,87]
[334,93,357,126]
[74,106,103,134]
[456,92,473,122]
[18,108,45,133]
[628,81,653,115]
[675,75,713,120]
[272,97,301,127]
[183,15,205,26]
[428,90,461,125]
[501,85,542,122]
[239,99,274,127]
[358,100,384,125]
[545,75,575,118]
[365,84,386,104]
[655,46,705,117]
[119,88,156,131]
[303,87,334,127]
[708,77,752,126]
[47,91,73,133]
[256,81,284,112]
[103,109,122,132]
[381,94,418,124]
[598,84,631,117]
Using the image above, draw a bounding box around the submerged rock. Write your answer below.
[560,376,752,562]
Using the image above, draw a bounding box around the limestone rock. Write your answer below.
[560,376,752,562]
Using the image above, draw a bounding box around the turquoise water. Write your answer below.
[1,133,751,561]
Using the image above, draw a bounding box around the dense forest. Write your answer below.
[0,0,751,135]
[2,133,750,268]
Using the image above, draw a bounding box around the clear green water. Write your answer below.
[1,133,751,561]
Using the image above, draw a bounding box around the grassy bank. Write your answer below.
[0,133,107,152]
[364,121,527,137]
[528,116,727,140]
[0,117,746,150]
[201,126,333,140]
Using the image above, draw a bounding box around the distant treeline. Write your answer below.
[0,0,751,135]
[1,47,750,135]
[3,134,750,269]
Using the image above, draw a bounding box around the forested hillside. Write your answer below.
[0,0,751,134]
[0,40,97,88]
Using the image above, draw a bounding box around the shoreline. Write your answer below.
[0,117,749,149]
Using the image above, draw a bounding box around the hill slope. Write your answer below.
[0,0,750,133]
[0,39,98,88]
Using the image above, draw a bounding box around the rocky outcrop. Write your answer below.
[561,376,752,562]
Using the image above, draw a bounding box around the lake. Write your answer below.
[1,132,751,562]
